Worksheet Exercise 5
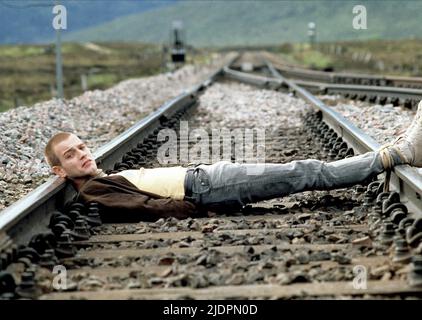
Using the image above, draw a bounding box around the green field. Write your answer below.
[0,42,206,113]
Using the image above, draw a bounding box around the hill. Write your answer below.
[63,1,422,47]
[0,0,177,43]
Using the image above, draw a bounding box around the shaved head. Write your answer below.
[44,132,73,167]
[45,132,98,179]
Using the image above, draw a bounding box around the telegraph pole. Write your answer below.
[55,27,64,99]
[55,0,64,99]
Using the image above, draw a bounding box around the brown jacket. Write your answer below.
[77,175,203,222]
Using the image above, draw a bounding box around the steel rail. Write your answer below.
[274,63,422,88]
[222,66,283,89]
[275,64,383,85]
[5,52,421,301]
[0,54,240,245]
[291,79,422,103]
[228,58,422,105]
[3,53,422,301]
[266,62,422,215]
[259,57,422,100]
[223,63,422,215]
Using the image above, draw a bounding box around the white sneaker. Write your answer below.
[397,100,422,140]
[380,100,422,168]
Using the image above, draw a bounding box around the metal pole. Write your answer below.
[308,22,316,48]
[55,2,64,99]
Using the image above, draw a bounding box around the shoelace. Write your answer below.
[378,139,410,192]
[378,145,393,192]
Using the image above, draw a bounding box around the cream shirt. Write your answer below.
[112,167,187,200]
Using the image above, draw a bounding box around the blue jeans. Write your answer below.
[185,152,385,209]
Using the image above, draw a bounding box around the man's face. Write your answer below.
[52,134,98,179]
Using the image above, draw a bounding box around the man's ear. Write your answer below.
[52,166,67,178]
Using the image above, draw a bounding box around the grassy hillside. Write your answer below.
[64,1,422,47]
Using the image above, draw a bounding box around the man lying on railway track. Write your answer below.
[44,110,422,222]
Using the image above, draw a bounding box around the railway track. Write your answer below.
[262,52,422,89]
[273,63,422,89]
[1,52,422,300]
[250,52,422,110]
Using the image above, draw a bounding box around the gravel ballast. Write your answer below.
[0,56,229,211]
[196,81,311,130]
[1,66,418,212]
[319,95,416,145]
